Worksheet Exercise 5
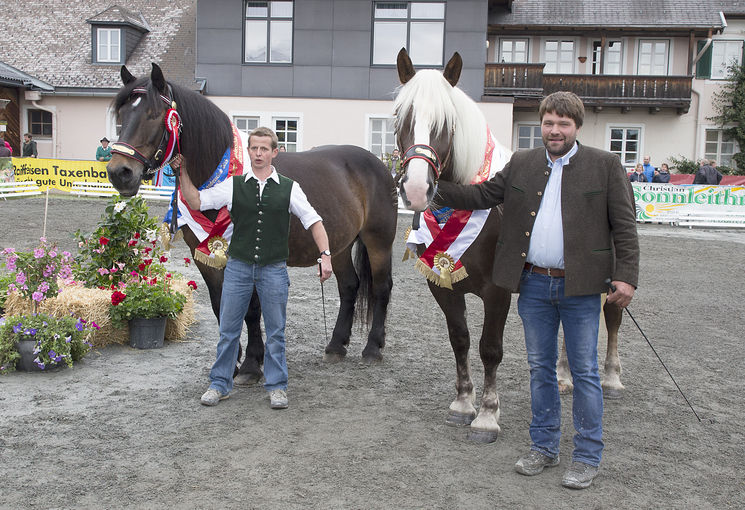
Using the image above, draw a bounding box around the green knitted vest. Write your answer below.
[228,174,293,265]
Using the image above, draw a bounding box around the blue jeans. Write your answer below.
[209,257,290,394]
[517,270,604,466]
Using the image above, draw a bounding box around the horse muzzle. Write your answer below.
[106,155,146,197]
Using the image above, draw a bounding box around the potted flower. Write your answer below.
[0,313,95,373]
[109,271,187,349]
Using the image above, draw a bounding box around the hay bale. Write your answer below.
[5,280,195,348]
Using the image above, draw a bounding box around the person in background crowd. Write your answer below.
[0,132,11,155]
[386,148,402,178]
[693,159,723,185]
[0,140,10,157]
[22,133,37,158]
[278,145,286,152]
[96,137,112,162]
[642,155,655,183]
[653,163,671,183]
[435,91,639,490]
[629,163,647,182]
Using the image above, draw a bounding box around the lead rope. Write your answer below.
[318,257,329,345]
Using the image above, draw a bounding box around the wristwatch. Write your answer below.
[320,249,331,257]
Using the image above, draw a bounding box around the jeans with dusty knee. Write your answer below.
[209,257,290,394]
[517,270,604,466]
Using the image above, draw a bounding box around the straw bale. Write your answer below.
[5,280,195,348]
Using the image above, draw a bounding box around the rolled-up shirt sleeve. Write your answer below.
[290,181,322,229]
[199,177,234,211]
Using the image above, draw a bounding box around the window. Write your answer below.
[244,1,293,64]
[592,40,622,75]
[97,28,121,63]
[638,40,669,75]
[372,2,445,66]
[544,40,574,73]
[234,116,260,134]
[274,118,298,152]
[711,40,744,79]
[369,117,396,158]
[515,124,543,151]
[609,126,640,166]
[499,39,529,63]
[28,109,53,138]
[705,129,737,167]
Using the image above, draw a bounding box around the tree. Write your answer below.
[709,62,745,175]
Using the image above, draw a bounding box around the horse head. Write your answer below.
[394,48,463,212]
[107,63,180,196]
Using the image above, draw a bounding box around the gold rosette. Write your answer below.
[206,235,228,268]
[433,252,455,289]
[402,225,416,261]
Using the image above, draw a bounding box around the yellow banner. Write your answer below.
[10,157,110,192]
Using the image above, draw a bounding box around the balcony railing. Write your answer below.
[484,63,692,113]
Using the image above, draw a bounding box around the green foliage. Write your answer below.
[74,196,163,288]
[667,155,699,174]
[709,62,745,175]
[108,277,187,328]
[0,272,14,311]
[0,313,94,374]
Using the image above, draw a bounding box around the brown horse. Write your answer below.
[106,64,397,381]
[393,49,624,443]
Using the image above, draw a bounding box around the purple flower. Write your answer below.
[15,272,26,285]
[24,327,38,336]
[49,350,57,358]
[32,291,44,302]
[34,358,45,370]
[38,282,50,293]
[75,321,84,332]
[65,335,72,343]
[34,247,45,259]
[49,250,57,258]
[13,322,23,333]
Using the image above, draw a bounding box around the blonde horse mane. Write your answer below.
[394,69,487,185]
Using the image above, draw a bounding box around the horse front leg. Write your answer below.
[235,289,265,386]
[429,286,476,427]
[360,243,393,363]
[602,300,624,399]
[468,286,510,444]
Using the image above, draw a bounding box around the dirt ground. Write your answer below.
[0,195,743,509]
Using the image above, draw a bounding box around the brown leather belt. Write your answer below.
[524,263,565,277]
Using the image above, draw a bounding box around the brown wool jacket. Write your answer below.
[435,143,639,296]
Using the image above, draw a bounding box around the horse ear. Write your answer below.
[443,52,462,87]
[397,48,416,84]
[151,63,167,94]
[121,66,136,85]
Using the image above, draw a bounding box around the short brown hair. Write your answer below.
[539,91,585,128]
[248,126,278,149]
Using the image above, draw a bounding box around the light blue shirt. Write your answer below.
[526,142,578,269]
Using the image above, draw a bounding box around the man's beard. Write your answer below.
[543,136,575,158]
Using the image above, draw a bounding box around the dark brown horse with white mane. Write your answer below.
[106,64,397,381]
[393,49,624,443]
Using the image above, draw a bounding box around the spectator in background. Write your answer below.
[386,148,402,178]
[96,137,112,161]
[22,133,37,158]
[652,163,671,183]
[693,159,723,185]
[629,163,647,182]
[0,133,11,156]
[278,145,286,152]
[642,155,655,183]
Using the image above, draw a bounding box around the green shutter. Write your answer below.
[696,40,712,79]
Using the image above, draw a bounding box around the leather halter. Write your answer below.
[110,85,181,178]
[402,144,442,182]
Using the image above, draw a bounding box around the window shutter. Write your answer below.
[696,40,712,79]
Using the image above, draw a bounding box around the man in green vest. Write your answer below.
[180,126,333,410]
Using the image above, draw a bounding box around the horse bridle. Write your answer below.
[110,85,182,179]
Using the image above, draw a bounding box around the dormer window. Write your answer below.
[97,28,121,63]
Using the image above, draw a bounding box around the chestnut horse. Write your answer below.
[393,49,624,443]
[106,64,397,382]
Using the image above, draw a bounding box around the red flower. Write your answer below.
[187,280,197,290]
[166,273,172,279]
[134,232,141,239]
[138,263,146,271]
[99,236,110,246]
[128,239,137,247]
[111,291,127,305]
[184,257,191,266]
[159,255,168,263]
[144,258,153,266]
[144,247,152,254]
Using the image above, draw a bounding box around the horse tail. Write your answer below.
[353,237,374,327]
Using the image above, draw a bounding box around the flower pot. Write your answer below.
[15,339,66,372]
[128,316,167,349]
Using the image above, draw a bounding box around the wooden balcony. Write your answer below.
[484,63,692,114]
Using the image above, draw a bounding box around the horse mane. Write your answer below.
[113,76,233,187]
[394,70,487,185]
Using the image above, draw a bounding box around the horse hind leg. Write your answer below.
[323,244,358,362]
[356,237,393,363]
[468,286,510,444]
[602,300,624,399]
[235,289,265,386]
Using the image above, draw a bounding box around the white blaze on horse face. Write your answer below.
[402,121,434,211]
[132,97,142,108]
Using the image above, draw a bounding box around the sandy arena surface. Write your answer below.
[0,195,743,509]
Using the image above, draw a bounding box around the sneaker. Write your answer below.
[269,389,288,409]
[200,388,229,406]
[514,450,560,476]
[561,461,599,489]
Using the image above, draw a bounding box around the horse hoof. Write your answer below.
[234,373,262,386]
[467,428,499,444]
[603,387,623,400]
[323,352,346,363]
[445,410,475,427]
[361,347,383,364]
[558,383,573,395]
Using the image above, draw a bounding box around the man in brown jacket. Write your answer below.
[435,91,639,489]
